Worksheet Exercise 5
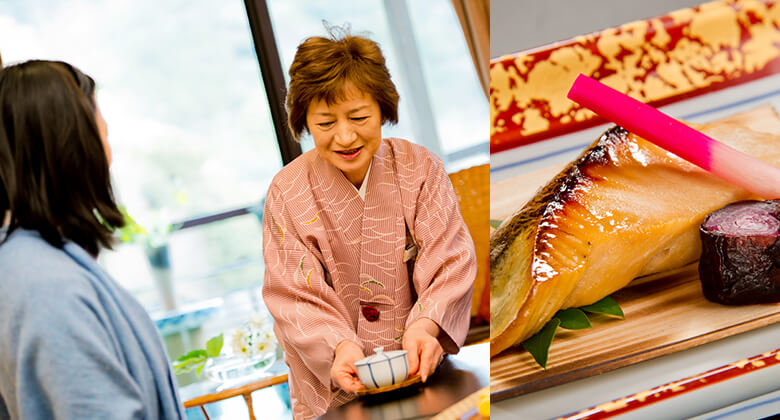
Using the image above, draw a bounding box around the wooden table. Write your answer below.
[319,342,489,420]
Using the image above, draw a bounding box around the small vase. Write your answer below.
[145,243,176,311]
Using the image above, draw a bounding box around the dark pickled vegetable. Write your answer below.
[699,200,780,305]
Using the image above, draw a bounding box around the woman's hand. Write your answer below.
[330,340,366,393]
[402,317,443,382]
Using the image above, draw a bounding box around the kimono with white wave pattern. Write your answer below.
[261,138,475,419]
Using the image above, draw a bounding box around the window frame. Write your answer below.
[170,0,295,231]
[168,0,489,235]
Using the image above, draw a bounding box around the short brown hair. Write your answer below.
[0,60,125,255]
[286,28,399,141]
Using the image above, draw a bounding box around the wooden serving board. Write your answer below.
[490,263,780,400]
[489,106,780,401]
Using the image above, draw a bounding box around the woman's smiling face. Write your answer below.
[306,82,382,187]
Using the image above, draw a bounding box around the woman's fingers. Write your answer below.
[402,318,446,382]
[418,342,432,381]
[418,340,443,382]
[403,323,444,382]
[405,339,421,376]
[333,367,363,392]
[331,340,366,392]
[332,362,364,392]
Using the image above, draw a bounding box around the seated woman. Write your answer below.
[0,60,185,419]
[262,29,477,418]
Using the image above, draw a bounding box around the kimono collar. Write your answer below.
[312,141,387,199]
[354,161,372,200]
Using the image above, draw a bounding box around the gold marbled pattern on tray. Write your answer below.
[557,348,780,419]
[490,0,780,151]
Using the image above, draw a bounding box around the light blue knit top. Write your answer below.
[0,229,185,420]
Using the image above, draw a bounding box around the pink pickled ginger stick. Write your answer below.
[567,74,780,199]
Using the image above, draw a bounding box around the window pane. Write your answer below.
[0,0,283,223]
[168,214,263,303]
[407,0,488,157]
[0,0,279,335]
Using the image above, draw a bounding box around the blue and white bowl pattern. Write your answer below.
[355,347,409,389]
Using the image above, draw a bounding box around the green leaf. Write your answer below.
[114,205,152,244]
[490,219,503,229]
[206,334,224,358]
[522,318,560,369]
[554,308,592,330]
[172,334,225,377]
[580,296,625,318]
[175,349,207,362]
[173,360,192,374]
[173,355,207,374]
[176,356,205,368]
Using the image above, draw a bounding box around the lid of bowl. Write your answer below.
[355,347,408,366]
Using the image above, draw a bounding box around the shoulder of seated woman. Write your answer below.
[0,231,98,300]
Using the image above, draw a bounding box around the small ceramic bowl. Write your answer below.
[355,346,409,389]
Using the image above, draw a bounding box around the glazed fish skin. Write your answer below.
[490,121,780,358]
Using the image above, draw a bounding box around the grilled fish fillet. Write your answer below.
[490,108,780,357]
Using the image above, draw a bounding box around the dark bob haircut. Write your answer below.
[0,60,125,255]
[286,27,400,141]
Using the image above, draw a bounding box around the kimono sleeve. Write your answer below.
[261,184,360,387]
[405,156,477,354]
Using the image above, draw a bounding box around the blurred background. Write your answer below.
[0,0,487,417]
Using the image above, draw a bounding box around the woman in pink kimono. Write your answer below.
[261,29,476,419]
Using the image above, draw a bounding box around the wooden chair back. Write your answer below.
[183,374,288,420]
[448,163,490,324]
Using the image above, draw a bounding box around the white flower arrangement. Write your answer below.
[232,314,277,359]
[174,313,278,379]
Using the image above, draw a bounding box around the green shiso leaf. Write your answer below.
[524,295,625,369]
[580,296,625,318]
[554,308,592,330]
[490,219,503,229]
[206,334,224,358]
[522,318,560,369]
